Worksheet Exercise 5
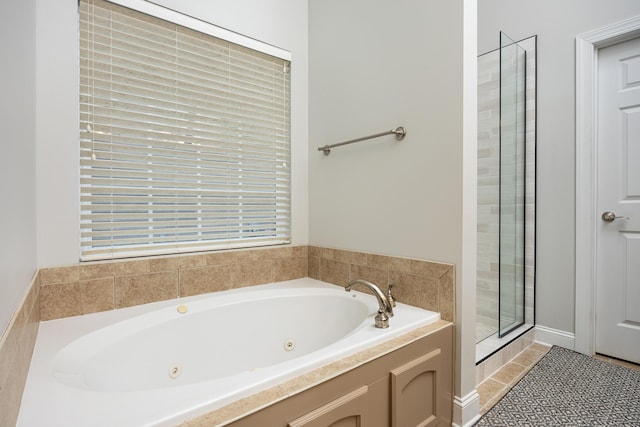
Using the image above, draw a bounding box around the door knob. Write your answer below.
[601,211,629,222]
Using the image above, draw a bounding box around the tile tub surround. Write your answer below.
[39,245,455,322]
[0,273,40,427]
[308,246,455,322]
[39,246,309,320]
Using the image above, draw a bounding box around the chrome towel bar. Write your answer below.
[318,126,406,156]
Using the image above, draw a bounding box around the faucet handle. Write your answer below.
[387,283,396,308]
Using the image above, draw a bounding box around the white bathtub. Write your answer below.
[18,278,440,427]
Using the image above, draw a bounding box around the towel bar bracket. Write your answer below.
[318,126,406,156]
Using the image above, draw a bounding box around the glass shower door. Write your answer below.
[498,32,526,337]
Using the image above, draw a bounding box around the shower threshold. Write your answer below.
[476,323,534,364]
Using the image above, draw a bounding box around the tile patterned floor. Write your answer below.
[477,343,640,416]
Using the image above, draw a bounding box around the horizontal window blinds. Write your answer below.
[80,0,291,260]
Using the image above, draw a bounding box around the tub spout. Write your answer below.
[345,279,394,328]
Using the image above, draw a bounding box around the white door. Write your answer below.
[596,36,640,364]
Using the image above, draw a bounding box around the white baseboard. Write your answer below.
[534,325,575,350]
[452,390,481,427]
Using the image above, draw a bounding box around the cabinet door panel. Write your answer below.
[288,386,369,427]
[391,349,442,427]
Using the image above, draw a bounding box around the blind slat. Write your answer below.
[80,0,291,260]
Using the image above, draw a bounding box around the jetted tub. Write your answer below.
[18,278,440,427]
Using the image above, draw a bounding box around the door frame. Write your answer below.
[575,15,640,357]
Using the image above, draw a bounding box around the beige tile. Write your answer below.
[307,245,322,258]
[481,388,511,415]
[205,251,239,266]
[477,378,506,408]
[333,249,367,266]
[15,312,39,386]
[438,268,455,322]
[149,254,207,272]
[39,265,79,285]
[25,273,41,323]
[231,249,273,264]
[24,304,40,357]
[367,253,412,273]
[319,258,350,286]
[492,362,526,385]
[292,245,308,257]
[272,256,308,282]
[79,262,115,280]
[40,282,83,320]
[179,265,233,297]
[308,256,320,280]
[409,260,453,279]
[263,246,294,259]
[0,321,20,396]
[180,384,289,427]
[349,264,388,287]
[389,271,439,312]
[41,278,114,320]
[529,342,552,353]
[320,247,337,260]
[511,347,546,368]
[1,274,38,350]
[112,259,151,276]
[0,367,22,427]
[115,271,178,308]
[78,278,115,314]
[233,260,273,288]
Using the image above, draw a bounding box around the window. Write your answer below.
[79,0,291,260]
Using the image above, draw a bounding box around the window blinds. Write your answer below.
[79,0,291,260]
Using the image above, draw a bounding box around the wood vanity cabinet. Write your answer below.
[228,324,453,427]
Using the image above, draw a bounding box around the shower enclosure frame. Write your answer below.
[476,34,536,357]
[498,31,526,339]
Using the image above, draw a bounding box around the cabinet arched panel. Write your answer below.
[391,349,442,427]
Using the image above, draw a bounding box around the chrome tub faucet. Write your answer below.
[345,279,395,328]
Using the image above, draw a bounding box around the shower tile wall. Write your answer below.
[477,50,500,341]
[477,36,536,343]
